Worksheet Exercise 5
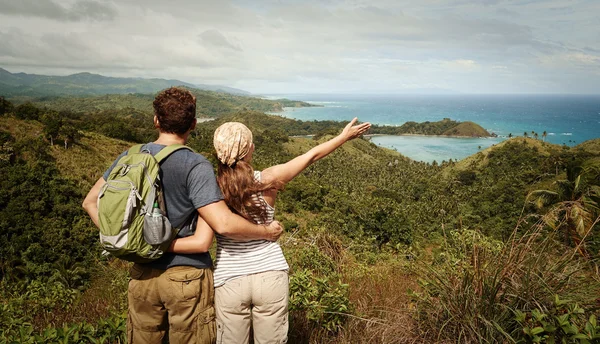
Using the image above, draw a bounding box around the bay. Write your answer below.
[267,94,600,162]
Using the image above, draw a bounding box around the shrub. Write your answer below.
[0,311,126,343]
[289,269,352,334]
[293,245,337,276]
[0,96,13,116]
[514,295,600,343]
[411,225,599,343]
[14,102,42,120]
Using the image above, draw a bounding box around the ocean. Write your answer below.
[267,94,600,163]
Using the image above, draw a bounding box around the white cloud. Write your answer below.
[0,0,598,93]
[567,53,600,65]
[442,59,480,70]
[0,0,117,21]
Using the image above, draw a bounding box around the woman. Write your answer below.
[170,118,371,343]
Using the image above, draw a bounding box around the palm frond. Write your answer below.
[570,203,592,237]
[526,190,559,209]
[540,208,560,230]
[554,179,574,199]
[573,175,582,195]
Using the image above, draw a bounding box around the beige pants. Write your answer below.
[127,264,216,344]
[215,270,289,344]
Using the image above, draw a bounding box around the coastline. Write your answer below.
[365,133,496,139]
[291,133,498,140]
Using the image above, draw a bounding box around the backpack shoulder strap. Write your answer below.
[154,144,195,163]
[128,144,144,154]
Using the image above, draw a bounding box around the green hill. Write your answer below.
[370,118,493,137]
[574,138,600,155]
[5,90,315,119]
[446,137,561,175]
[0,68,248,97]
[1,101,599,343]
[441,121,491,137]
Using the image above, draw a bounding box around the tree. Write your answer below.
[14,102,41,120]
[59,124,80,149]
[0,130,15,164]
[40,112,62,146]
[0,96,13,116]
[527,164,600,256]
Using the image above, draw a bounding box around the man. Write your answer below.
[82,87,283,343]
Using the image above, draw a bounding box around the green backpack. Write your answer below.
[97,144,192,263]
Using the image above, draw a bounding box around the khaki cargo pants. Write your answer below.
[215,270,289,344]
[127,264,216,343]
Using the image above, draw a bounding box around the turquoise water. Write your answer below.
[267,94,600,163]
[368,135,504,163]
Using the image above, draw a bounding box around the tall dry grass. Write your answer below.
[411,219,600,344]
[285,228,422,343]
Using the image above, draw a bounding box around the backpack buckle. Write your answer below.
[119,165,131,176]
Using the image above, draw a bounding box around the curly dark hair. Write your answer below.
[153,87,196,134]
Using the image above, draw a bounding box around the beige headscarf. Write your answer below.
[214,122,253,166]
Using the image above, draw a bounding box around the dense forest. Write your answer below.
[369,118,493,137]
[1,93,599,343]
[7,89,315,119]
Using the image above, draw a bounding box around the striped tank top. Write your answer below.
[213,171,289,287]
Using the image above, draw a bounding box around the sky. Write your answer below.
[0,0,599,94]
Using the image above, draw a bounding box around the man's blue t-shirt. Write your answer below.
[103,142,223,270]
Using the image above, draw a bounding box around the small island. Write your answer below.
[271,99,321,112]
[369,118,494,138]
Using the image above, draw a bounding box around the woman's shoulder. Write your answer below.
[255,169,278,185]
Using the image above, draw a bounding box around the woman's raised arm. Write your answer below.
[261,117,370,186]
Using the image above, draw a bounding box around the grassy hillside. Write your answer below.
[1,104,600,343]
[370,118,493,137]
[447,137,563,174]
[441,121,491,137]
[6,89,315,119]
[574,138,600,155]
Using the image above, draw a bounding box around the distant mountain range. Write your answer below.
[0,68,250,97]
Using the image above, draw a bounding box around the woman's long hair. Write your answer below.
[217,159,282,224]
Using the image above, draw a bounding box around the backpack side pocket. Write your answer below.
[143,208,174,245]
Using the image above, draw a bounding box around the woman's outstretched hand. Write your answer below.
[341,117,371,141]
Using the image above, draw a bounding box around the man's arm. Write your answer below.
[83,177,282,241]
[169,217,214,253]
[82,177,105,228]
[197,200,283,241]
[171,202,284,254]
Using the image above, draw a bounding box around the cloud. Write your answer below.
[568,53,600,65]
[0,0,117,21]
[444,59,479,70]
[198,30,242,52]
[0,0,598,93]
[538,51,600,72]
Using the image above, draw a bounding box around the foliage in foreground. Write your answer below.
[1,95,600,343]
[411,225,600,343]
[515,295,600,344]
[0,310,126,344]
